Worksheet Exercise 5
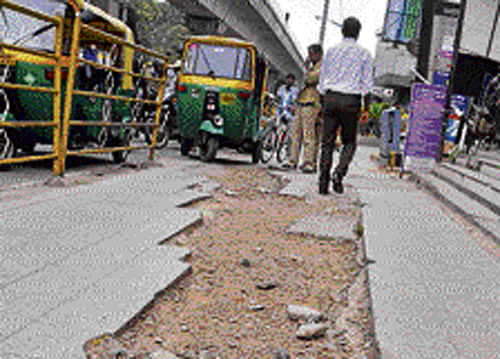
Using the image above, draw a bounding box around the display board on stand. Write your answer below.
[402,83,447,174]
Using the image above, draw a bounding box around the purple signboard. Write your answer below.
[403,83,447,172]
[433,71,450,88]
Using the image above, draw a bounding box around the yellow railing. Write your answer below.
[0,0,64,174]
[0,0,168,175]
[59,12,168,174]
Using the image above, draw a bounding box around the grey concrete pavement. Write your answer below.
[0,152,213,358]
[348,146,500,358]
[410,148,500,245]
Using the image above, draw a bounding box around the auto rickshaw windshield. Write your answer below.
[0,0,67,50]
[182,43,252,81]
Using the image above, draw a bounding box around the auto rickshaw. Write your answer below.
[176,36,267,162]
[0,0,137,165]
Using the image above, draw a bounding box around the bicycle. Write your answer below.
[260,110,292,164]
[463,103,498,171]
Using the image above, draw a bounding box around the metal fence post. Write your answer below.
[59,11,82,175]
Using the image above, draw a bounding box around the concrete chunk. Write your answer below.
[287,214,357,241]
[286,305,325,323]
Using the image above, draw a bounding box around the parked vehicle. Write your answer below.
[176,36,268,163]
[0,0,146,167]
[259,105,292,164]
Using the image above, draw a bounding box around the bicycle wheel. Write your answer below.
[276,129,289,164]
[260,127,277,163]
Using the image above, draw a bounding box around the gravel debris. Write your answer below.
[296,323,329,340]
[115,164,374,358]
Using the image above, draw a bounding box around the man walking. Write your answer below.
[318,17,374,194]
[276,74,299,164]
[277,73,299,125]
[285,44,323,173]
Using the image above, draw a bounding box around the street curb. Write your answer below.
[114,265,193,338]
[407,171,500,247]
[354,200,382,359]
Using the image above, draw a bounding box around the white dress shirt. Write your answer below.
[318,38,374,96]
[277,84,299,121]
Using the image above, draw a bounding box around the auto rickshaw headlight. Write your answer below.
[110,127,120,137]
[213,114,224,128]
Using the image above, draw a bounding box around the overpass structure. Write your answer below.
[169,0,305,87]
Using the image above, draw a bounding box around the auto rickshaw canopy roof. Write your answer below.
[185,35,257,50]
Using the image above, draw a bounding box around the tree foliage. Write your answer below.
[128,0,189,61]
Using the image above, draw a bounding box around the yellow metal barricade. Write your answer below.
[59,9,168,174]
[0,0,64,174]
[0,0,168,176]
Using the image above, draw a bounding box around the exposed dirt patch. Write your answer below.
[117,165,372,358]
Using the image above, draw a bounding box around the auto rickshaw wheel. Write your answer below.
[19,139,36,154]
[0,129,15,171]
[153,114,170,150]
[180,138,193,156]
[111,131,131,164]
[199,133,218,162]
[252,141,261,164]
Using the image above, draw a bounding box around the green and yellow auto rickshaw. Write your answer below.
[176,36,268,162]
[0,0,136,165]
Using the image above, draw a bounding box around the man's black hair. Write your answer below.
[286,73,295,80]
[342,17,362,39]
[308,44,323,56]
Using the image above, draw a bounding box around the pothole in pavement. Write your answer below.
[114,165,378,358]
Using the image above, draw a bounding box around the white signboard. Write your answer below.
[461,0,500,61]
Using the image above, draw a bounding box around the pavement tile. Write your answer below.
[355,145,500,358]
[0,160,207,358]
[0,208,200,289]
[1,209,200,339]
[372,284,499,359]
[277,173,314,198]
[1,247,191,359]
[287,214,357,240]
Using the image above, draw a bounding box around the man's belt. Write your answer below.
[297,102,317,107]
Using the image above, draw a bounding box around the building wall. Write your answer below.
[374,41,417,88]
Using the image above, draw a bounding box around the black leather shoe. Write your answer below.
[332,173,344,194]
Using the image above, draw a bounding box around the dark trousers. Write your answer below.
[319,92,361,184]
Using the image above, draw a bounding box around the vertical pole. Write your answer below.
[60,11,82,175]
[319,0,331,48]
[437,0,467,162]
[416,0,435,81]
[486,2,500,58]
[149,59,167,160]
[52,16,63,176]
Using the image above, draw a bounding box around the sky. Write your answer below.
[275,0,388,58]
